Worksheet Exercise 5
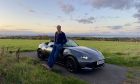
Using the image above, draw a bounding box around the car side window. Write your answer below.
[48,42,54,47]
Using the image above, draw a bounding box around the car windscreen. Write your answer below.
[64,40,78,47]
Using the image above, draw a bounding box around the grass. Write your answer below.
[0,39,139,67]
[0,54,87,84]
[124,67,140,84]
[0,39,47,52]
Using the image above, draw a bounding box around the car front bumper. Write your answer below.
[79,59,105,69]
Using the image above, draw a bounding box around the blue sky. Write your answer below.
[0,0,140,36]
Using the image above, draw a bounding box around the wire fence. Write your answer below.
[0,47,21,62]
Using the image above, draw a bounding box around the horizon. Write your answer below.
[0,0,140,37]
[0,32,139,38]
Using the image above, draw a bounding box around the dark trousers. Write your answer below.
[47,44,63,68]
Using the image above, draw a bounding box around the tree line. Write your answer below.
[0,35,140,42]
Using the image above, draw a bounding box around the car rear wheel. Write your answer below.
[37,49,45,60]
[65,56,79,73]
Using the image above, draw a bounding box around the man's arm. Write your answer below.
[62,32,67,44]
[54,32,57,43]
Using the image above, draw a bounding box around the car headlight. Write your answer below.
[81,56,89,60]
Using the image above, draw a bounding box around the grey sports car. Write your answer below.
[37,39,105,72]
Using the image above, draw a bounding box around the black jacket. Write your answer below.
[55,32,67,45]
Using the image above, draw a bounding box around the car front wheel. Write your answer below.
[65,56,79,73]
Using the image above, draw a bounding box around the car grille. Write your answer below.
[86,62,104,68]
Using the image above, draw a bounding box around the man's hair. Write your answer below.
[57,25,61,28]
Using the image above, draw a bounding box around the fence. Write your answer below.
[0,47,21,62]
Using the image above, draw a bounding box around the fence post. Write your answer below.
[6,47,9,53]
[16,48,20,62]
[0,47,5,56]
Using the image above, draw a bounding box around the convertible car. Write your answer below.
[37,39,105,72]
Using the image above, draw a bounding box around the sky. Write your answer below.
[0,0,140,37]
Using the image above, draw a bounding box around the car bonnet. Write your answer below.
[68,46,105,60]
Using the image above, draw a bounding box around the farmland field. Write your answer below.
[0,39,47,52]
[0,39,140,67]
[0,39,140,84]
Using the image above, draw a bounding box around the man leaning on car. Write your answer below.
[42,25,67,70]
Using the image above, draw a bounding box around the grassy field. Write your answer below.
[0,39,47,52]
[0,39,139,67]
[0,54,86,84]
[0,39,139,83]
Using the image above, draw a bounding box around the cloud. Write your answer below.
[136,26,140,30]
[107,25,123,30]
[84,0,134,9]
[0,28,33,32]
[99,16,120,19]
[135,1,140,9]
[59,2,75,14]
[0,25,17,28]
[0,29,10,31]
[76,17,95,24]
[28,9,36,13]
[133,11,140,22]
[124,23,131,26]
[84,13,89,16]
[0,30,45,36]
[136,28,140,30]
[133,2,140,22]
[15,29,32,31]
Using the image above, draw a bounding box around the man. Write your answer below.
[43,25,67,70]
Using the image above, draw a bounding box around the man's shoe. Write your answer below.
[42,64,52,71]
